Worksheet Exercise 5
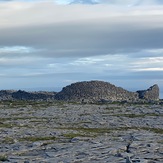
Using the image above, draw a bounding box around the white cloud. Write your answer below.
[0,46,34,54]
[134,68,163,71]
[131,57,163,72]
[1,1,163,29]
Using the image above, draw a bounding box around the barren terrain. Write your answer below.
[0,101,163,163]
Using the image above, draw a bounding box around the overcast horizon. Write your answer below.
[0,0,163,98]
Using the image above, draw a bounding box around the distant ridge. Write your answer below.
[0,80,159,103]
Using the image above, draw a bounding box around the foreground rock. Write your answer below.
[0,101,162,162]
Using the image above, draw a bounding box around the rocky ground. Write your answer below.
[0,101,163,163]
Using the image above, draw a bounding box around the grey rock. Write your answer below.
[126,156,133,163]
[24,161,30,163]
[137,84,159,101]
[32,141,44,147]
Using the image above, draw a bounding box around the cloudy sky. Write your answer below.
[0,0,163,97]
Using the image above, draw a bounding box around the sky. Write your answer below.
[0,0,163,98]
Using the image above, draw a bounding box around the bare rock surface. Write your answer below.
[0,101,163,162]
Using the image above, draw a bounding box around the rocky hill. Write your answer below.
[55,81,159,102]
[0,81,160,102]
[55,80,159,103]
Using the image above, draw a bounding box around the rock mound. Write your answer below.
[137,84,159,101]
[12,90,56,101]
[0,90,56,101]
[55,80,138,102]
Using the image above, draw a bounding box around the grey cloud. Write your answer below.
[0,15,163,58]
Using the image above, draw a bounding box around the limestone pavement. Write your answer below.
[0,101,162,163]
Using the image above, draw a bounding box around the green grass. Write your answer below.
[58,127,113,135]
[57,126,163,135]
[110,113,163,118]
[141,127,163,134]
[120,127,163,134]
[19,136,56,142]
[63,133,91,139]
[0,123,13,128]
[0,100,82,110]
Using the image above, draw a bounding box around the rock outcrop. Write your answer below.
[0,90,15,101]
[12,90,56,101]
[137,84,159,101]
[0,90,56,101]
[55,81,139,102]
